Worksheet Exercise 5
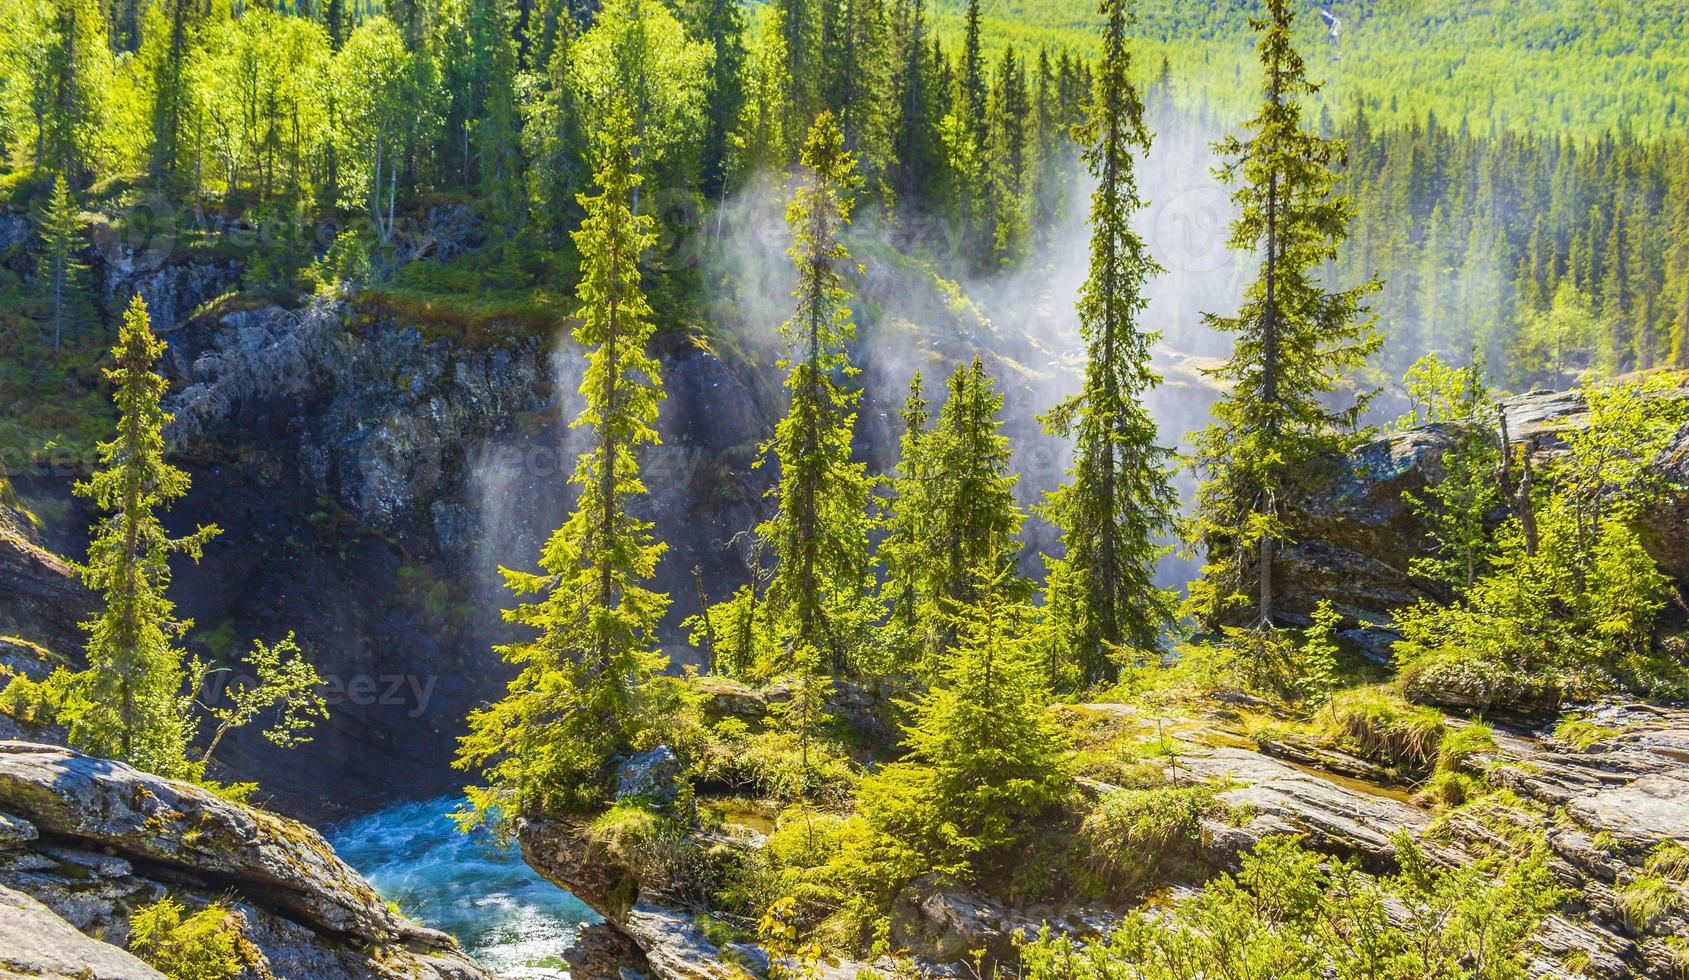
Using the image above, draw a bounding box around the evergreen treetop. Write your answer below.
[68,296,219,779]
[755,112,877,677]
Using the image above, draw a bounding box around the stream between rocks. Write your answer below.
[331,797,600,979]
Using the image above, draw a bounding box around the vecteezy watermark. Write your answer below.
[201,670,440,719]
[1151,183,1235,274]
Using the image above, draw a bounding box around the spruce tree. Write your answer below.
[1187,0,1380,628]
[1037,0,1177,686]
[70,297,219,778]
[1667,152,1689,369]
[878,371,933,670]
[928,357,1025,614]
[698,0,746,200]
[732,6,794,178]
[145,0,197,187]
[457,105,669,821]
[821,0,892,180]
[777,0,819,143]
[949,0,992,260]
[857,561,1064,879]
[36,173,84,354]
[1027,46,1070,244]
[987,46,1031,262]
[889,0,937,208]
[757,112,876,676]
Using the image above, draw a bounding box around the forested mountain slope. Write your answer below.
[939,0,1689,137]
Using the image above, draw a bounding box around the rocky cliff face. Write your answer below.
[2,274,776,815]
[1276,383,1689,650]
[0,740,491,980]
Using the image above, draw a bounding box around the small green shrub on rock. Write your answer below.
[1022,832,1564,979]
[1077,786,1220,898]
[1320,686,1446,771]
[127,897,242,980]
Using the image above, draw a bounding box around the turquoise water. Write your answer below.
[330,797,600,979]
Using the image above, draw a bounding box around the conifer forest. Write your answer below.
[2,0,1689,978]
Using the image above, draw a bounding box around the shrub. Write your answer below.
[127,897,242,980]
[1022,832,1565,979]
[1415,769,1483,808]
[586,801,717,908]
[1321,686,1446,771]
[1618,874,1678,932]
[1436,721,1496,772]
[1077,786,1220,897]
[1552,713,1623,751]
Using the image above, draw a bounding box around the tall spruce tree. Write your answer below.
[757,112,876,676]
[1187,0,1380,628]
[1667,151,1689,369]
[889,0,937,208]
[456,105,669,821]
[70,297,219,778]
[36,174,85,353]
[987,46,1031,263]
[731,5,794,179]
[697,0,746,199]
[144,0,197,187]
[1037,0,1176,686]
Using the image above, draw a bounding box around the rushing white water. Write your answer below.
[330,797,600,979]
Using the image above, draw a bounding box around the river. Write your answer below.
[330,797,600,979]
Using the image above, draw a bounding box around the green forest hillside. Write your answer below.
[936,0,1689,137]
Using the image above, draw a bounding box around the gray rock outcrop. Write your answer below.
[0,883,166,980]
[0,740,492,980]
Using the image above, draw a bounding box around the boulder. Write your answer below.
[0,883,165,980]
[0,811,36,849]
[0,741,492,980]
[889,879,1049,962]
[617,747,683,806]
[0,741,399,937]
[520,816,640,922]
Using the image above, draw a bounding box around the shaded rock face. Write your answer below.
[1,292,775,817]
[0,740,491,980]
[0,498,91,657]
